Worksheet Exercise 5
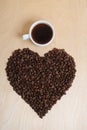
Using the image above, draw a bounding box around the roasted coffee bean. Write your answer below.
[5,48,76,118]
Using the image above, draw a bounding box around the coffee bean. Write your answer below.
[5,48,76,118]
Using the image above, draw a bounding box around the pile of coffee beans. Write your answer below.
[6,48,76,118]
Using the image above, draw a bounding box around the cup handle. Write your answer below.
[22,34,30,40]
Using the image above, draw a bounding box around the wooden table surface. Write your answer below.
[0,0,87,130]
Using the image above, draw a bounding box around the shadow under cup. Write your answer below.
[31,23,53,45]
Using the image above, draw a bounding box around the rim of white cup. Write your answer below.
[29,20,55,47]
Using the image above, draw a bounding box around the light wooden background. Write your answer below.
[0,0,87,130]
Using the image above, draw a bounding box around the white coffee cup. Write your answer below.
[22,20,55,46]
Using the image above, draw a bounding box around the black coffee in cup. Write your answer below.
[31,24,53,44]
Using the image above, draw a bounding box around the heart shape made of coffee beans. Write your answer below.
[6,48,76,118]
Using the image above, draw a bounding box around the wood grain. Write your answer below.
[0,0,87,130]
